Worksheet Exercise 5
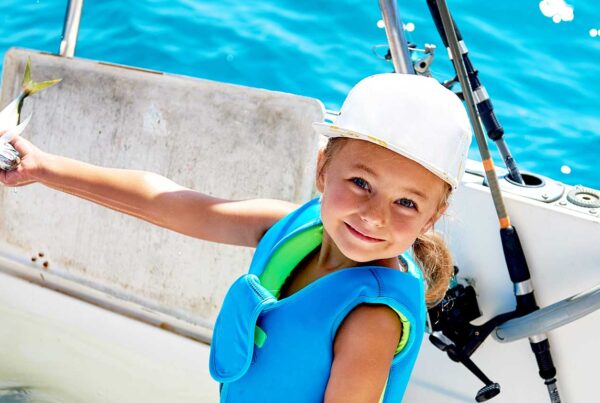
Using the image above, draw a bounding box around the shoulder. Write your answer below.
[334,304,402,353]
[235,198,299,243]
[324,304,401,403]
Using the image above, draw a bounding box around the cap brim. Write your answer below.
[313,122,458,189]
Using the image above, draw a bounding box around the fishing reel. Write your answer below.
[427,267,506,402]
[375,41,470,104]
[372,42,436,77]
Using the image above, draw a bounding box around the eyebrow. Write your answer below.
[352,163,429,200]
[404,187,428,200]
[353,163,378,177]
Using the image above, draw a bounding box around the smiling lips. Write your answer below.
[344,222,384,243]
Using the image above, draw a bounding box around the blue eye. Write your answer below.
[351,177,370,191]
[397,198,417,209]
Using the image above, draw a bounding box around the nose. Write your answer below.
[359,197,387,227]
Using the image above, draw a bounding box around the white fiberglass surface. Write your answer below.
[0,272,219,403]
[407,174,600,403]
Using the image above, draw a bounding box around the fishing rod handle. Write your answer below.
[531,339,562,402]
[529,338,561,403]
[477,98,504,140]
[531,339,557,380]
[426,0,462,48]
[427,0,507,142]
[455,57,506,142]
[500,226,531,283]
[454,55,506,142]
[500,226,541,313]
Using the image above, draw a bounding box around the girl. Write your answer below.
[0,73,470,402]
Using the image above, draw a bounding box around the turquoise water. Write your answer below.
[0,386,60,403]
[0,0,599,188]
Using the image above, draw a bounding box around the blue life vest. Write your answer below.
[210,197,426,402]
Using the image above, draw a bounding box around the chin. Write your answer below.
[335,237,385,263]
[338,233,411,264]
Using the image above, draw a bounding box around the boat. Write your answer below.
[0,1,598,402]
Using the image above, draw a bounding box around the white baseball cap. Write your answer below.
[313,73,472,189]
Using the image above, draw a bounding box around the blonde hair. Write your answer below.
[413,232,453,307]
[320,138,453,307]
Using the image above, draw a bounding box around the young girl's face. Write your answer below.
[317,139,448,263]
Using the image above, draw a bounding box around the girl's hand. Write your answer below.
[0,133,46,187]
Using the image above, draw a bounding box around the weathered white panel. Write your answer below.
[0,48,323,327]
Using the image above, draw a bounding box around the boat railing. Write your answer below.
[59,0,84,57]
[495,283,600,343]
[377,0,415,74]
[58,0,413,71]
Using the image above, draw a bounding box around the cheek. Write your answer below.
[388,214,429,246]
[321,179,357,212]
[320,180,357,229]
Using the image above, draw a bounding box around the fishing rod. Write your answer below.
[377,2,510,400]
[433,1,561,402]
[425,0,524,185]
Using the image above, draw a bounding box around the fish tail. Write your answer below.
[21,57,61,96]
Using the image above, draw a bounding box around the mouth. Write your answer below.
[344,222,384,243]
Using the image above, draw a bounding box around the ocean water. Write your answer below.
[0,0,599,189]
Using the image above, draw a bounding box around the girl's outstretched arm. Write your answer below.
[324,304,402,403]
[0,134,298,247]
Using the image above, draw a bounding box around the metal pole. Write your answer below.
[378,0,414,74]
[59,0,84,57]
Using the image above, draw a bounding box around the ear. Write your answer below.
[419,202,448,236]
[315,147,326,193]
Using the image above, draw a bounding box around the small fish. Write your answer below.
[0,58,61,171]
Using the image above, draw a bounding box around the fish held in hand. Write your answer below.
[0,58,61,171]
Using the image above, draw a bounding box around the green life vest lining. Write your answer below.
[257,223,411,354]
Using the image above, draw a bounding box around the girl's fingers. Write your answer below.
[0,170,14,186]
[9,135,35,156]
[0,157,31,186]
[8,134,23,150]
[0,170,31,187]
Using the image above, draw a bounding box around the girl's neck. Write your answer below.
[278,229,402,299]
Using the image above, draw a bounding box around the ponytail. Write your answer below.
[413,232,454,308]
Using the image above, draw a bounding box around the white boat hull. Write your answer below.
[0,272,219,403]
